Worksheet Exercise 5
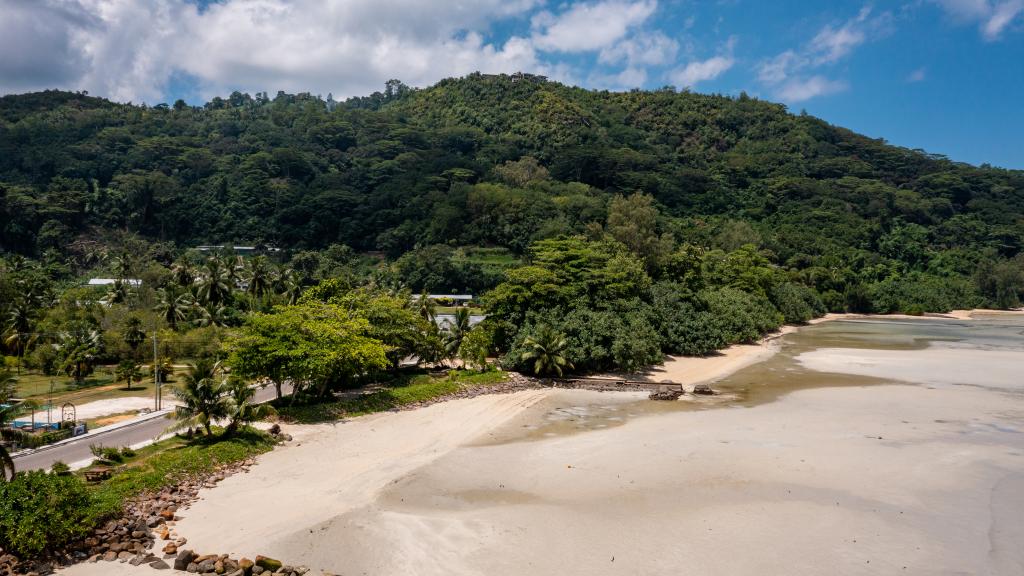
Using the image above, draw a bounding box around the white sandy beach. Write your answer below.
[59,312,1024,576]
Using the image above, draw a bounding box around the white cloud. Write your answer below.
[531,0,658,52]
[669,55,734,88]
[755,6,888,102]
[588,66,648,90]
[598,31,678,67]
[0,0,568,103]
[775,76,847,102]
[934,0,1024,39]
[907,67,927,82]
[809,6,871,64]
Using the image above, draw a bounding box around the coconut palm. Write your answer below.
[0,369,16,406]
[167,359,231,437]
[56,324,103,385]
[1,428,28,482]
[414,290,436,321]
[195,257,233,307]
[521,325,573,377]
[155,285,193,330]
[278,268,303,305]
[169,261,194,287]
[245,255,274,308]
[115,360,143,391]
[442,308,472,362]
[4,298,38,373]
[122,316,146,360]
[224,378,277,436]
[104,279,132,305]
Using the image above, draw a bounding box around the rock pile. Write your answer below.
[397,371,545,410]
[1,453,310,576]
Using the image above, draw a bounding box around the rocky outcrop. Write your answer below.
[0,454,309,576]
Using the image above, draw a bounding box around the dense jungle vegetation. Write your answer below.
[1,73,1023,383]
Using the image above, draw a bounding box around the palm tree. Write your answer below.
[0,369,16,406]
[245,256,274,308]
[195,257,233,307]
[414,290,436,321]
[224,378,277,435]
[443,308,472,363]
[521,325,573,377]
[115,360,143,391]
[122,316,146,360]
[104,279,132,305]
[155,285,193,330]
[170,261,194,287]
[167,359,231,437]
[193,302,231,328]
[56,324,103,385]
[154,356,174,384]
[1,428,28,482]
[278,268,303,305]
[4,298,38,374]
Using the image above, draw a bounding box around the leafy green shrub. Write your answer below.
[89,444,124,464]
[504,301,662,373]
[50,461,71,475]
[119,446,136,458]
[0,471,93,557]
[701,288,783,344]
[769,282,825,324]
[869,273,982,314]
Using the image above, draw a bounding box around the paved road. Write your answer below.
[12,384,289,473]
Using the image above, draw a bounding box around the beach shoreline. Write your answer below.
[57,309,1024,576]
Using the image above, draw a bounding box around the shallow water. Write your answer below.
[316,315,1024,576]
[482,315,1024,445]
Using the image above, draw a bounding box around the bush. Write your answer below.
[0,471,93,557]
[89,444,124,464]
[503,301,662,373]
[769,282,825,324]
[50,461,71,475]
[701,287,783,344]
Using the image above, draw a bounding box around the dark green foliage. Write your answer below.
[769,282,826,324]
[0,470,92,557]
[701,288,784,344]
[868,274,982,314]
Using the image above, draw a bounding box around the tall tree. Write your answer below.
[167,359,231,436]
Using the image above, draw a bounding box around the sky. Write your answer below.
[1,0,1022,169]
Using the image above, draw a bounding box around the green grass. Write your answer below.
[83,428,276,521]
[11,370,177,409]
[276,369,510,424]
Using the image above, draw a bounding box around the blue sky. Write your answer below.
[2,0,1022,168]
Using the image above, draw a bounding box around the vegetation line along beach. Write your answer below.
[0,67,1022,576]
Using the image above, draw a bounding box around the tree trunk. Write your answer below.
[274,380,282,400]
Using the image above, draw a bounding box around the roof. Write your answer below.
[411,294,474,300]
[88,278,142,286]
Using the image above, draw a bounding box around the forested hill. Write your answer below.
[1,73,1023,310]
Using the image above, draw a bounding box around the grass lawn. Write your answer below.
[14,370,177,408]
[276,369,509,424]
[82,427,277,521]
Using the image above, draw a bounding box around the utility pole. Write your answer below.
[153,323,160,411]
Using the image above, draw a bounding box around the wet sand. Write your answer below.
[59,314,1024,575]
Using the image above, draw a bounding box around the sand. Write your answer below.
[58,314,1024,576]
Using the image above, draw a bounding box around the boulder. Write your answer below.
[692,383,715,395]
[102,551,117,562]
[255,556,282,572]
[162,542,177,555]
[149,559,171,570]
[173,549,197,571]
